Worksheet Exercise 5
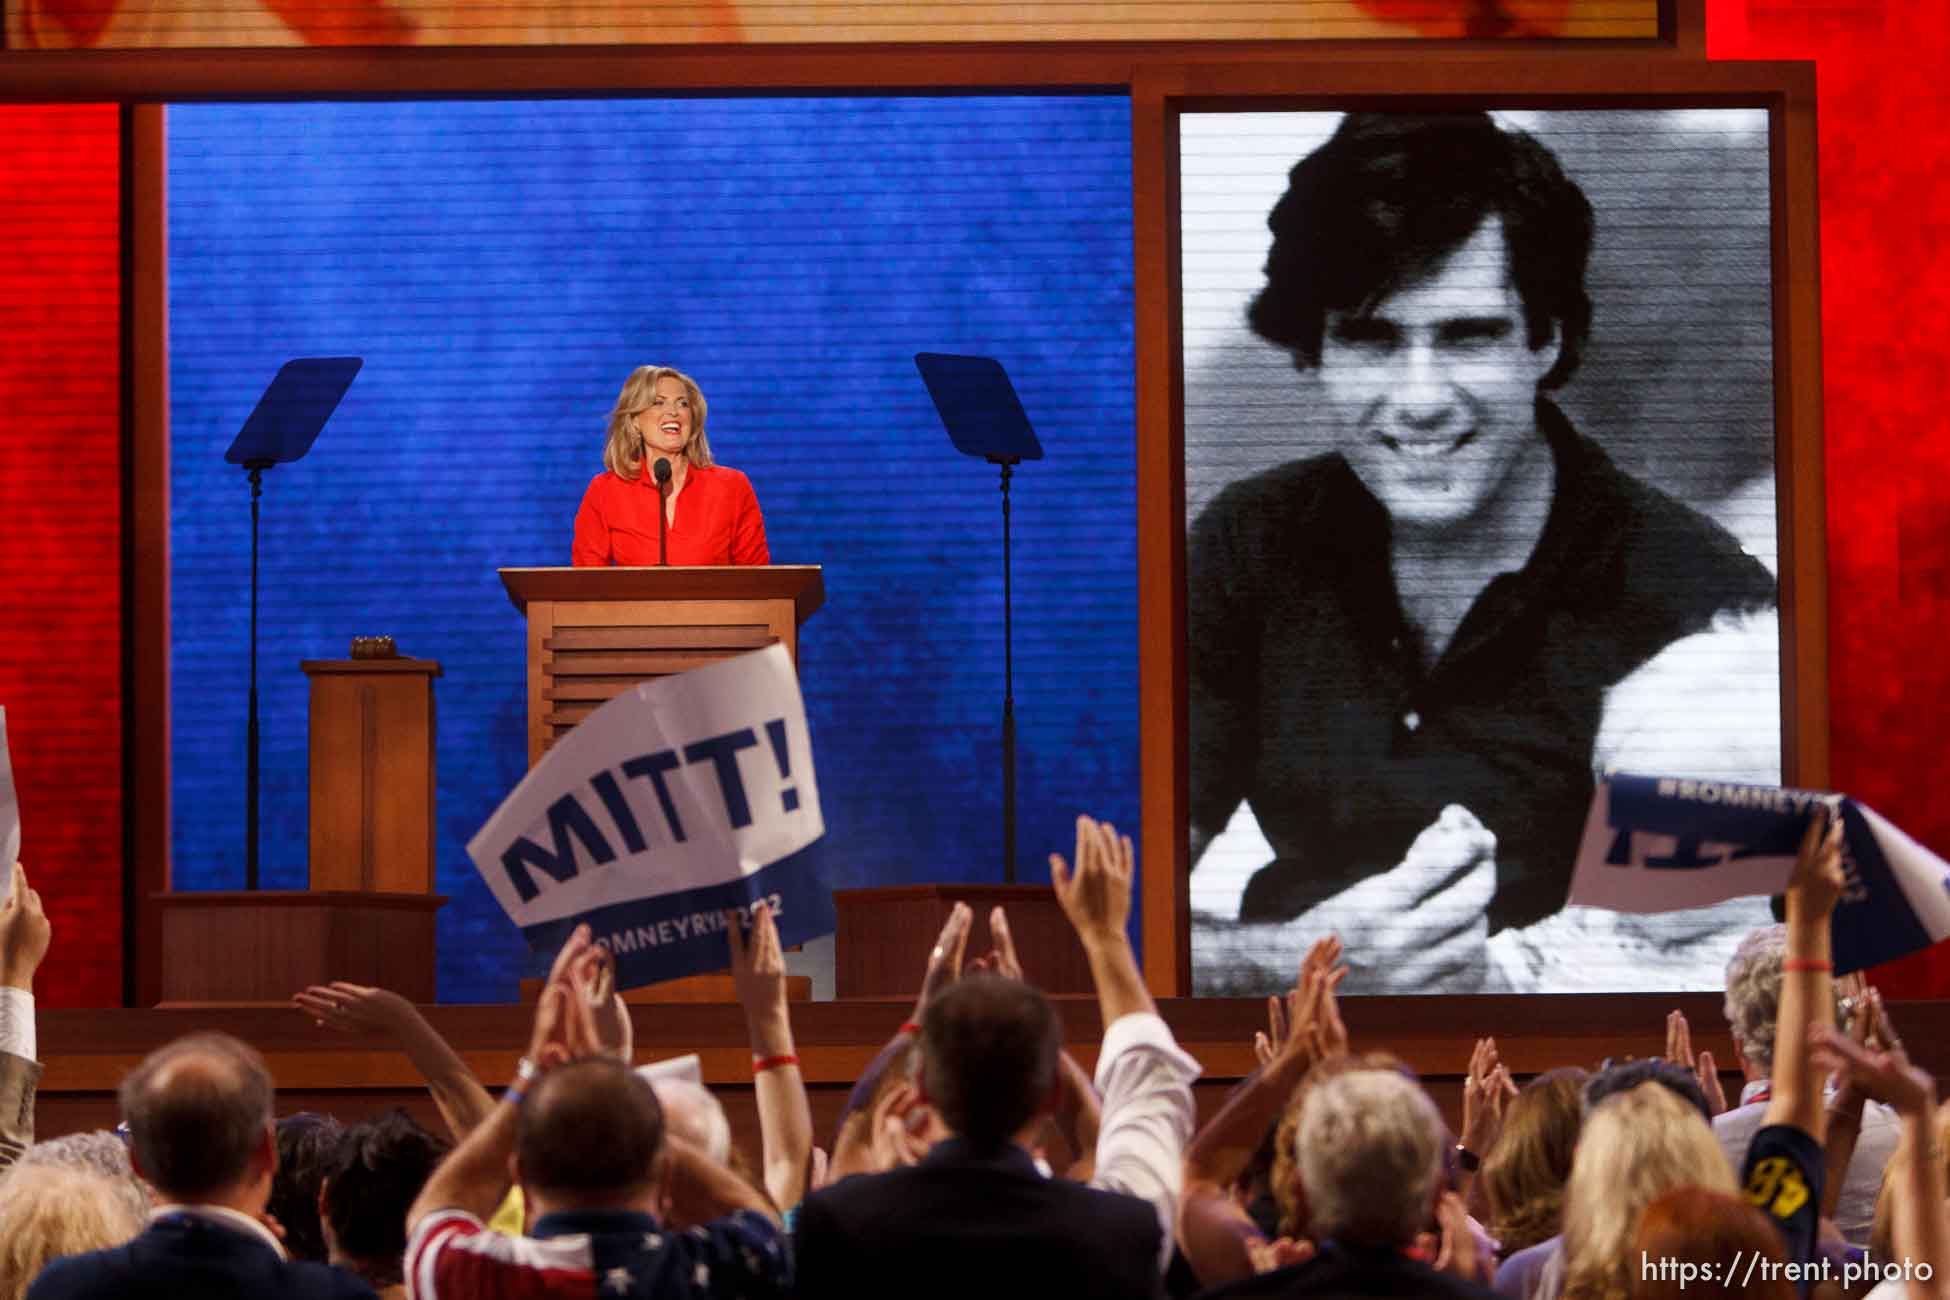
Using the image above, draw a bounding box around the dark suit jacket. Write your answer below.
[794,1136,1164,1300]
[26,1213,377,1300]
[0,1049,39,1176]
[1197,1240,1504,1300]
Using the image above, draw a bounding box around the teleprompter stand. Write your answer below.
[915,353,1044,884]
[222,357,361,890]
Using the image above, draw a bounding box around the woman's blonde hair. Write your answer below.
[603,365,714,480]
[0,1167,147,1300]
[1560,1083,1736,1300]
[1481,1066,1588,1257]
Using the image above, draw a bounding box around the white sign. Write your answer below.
[1568,773,1950,973]
[467,644,830,987]
[0,708,16,907]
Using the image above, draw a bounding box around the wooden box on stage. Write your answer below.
[499,565,824,767]
[157,891,446,1005]
[156,657,447,1005]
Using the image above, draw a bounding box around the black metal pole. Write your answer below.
[246,464,264,891]
[999,460,1016,884]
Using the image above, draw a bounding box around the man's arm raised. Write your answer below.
[1053,815,1201,1273]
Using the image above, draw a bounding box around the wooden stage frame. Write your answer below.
[0,0,1866,1069]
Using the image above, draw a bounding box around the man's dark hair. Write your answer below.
[1584,1058,1714,1124]
[920,975,1061,1150]
[117,1031,276,1200]
[269,1112,345,1262]
[322,1109,452,1274]
[1248,111,1595,390]
[516,1058,665,1200]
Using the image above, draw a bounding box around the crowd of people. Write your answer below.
[0,811,1943,1299]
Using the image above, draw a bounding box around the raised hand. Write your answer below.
[916,902,974,1010]
[1810,1024,1936,1119]
[1050,814,1134,942]
[1665,1009,1726,1116]
[0,863,51,990]
[293,981,416,1035]
[1460,1037,1518,1159]
[568,941,632,1064]
[1253,937,1348,1068]
[968,906,1026,982]
[1785,804,1845,923]
[728,900,786,1001]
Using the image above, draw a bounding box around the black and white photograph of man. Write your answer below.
[1184,110,1786,994]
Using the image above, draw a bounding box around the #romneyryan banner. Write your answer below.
[1567,772,1950,974]
[467,643,834,988]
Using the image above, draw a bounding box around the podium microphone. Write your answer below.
[653,457,672,566]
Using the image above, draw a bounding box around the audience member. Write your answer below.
[1202,1068,1498,1300]
[1716,925,1899,1245]
[794,814,1200,1299]
[1583,1058,1714,1124]
[0,864,50,1177]
[1812,1025,1948,1300]
[646,1076,732,1165]
[1630,1186,1793,1300]
[404,927,788,1299]
[1556,1083,1737,1300]
[272,1111,345,1263]
[1734,809,1844,1283]
[25,1031,376,1299]
[1177,937,1348,1288]
[0,1168,144,1300]
[8,1131,149,1208]
[727,899,813,1212]
[318,1109,449,1300]
[1478,1068,1587,1259]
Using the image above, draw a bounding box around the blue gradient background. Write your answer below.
[166,97,1138,1002]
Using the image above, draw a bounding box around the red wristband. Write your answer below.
[899,1022,921,1036]
[1782,958,1833,973]
[752,1053,800,1074]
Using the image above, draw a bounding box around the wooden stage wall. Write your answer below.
[38,995,1950,1158]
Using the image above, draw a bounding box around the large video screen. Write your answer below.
[1180,109,1783,994]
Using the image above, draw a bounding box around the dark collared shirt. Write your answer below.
[1188,402,1777,933]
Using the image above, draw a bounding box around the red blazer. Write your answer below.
[571,464,770,567]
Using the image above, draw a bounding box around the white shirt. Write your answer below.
[1088,1011,1202,1273]
[0,987,33,1062]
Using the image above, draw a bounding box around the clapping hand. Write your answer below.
[967,907,1025,982]
[1460,1037,1518,1159]
[1665,1009,1726,1116]
[1810,1024,1937,1120]
[1253,937,1348,1069]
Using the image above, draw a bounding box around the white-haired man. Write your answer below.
[1202,1068,1497,1300]
[1715,924,1899,1246]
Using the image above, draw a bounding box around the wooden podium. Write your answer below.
[499,565,824,766]
[158,657,447,1005]
[499,566,824,1001]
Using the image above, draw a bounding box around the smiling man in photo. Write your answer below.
[1186,112,1779,992]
